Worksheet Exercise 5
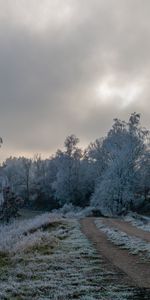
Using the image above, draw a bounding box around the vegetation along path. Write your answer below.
[80,217,150,289]
[101,218,150,242]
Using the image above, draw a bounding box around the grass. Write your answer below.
[0,214,149,299]
[95,219,150,262]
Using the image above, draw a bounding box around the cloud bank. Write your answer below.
[0,0,150,161]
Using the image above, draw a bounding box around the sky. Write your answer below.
[0,0,150,162]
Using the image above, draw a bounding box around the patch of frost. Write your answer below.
[95,219,150,261]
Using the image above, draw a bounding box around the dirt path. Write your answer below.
[101,218,150,242]
[80,218,150,288]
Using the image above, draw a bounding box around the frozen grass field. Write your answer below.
[0,213,147,300]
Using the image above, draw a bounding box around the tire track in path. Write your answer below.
[102,218,150,242]
[80,217,150,288]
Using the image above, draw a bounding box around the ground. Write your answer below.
[0,213,150,299]
[81,218,150,288]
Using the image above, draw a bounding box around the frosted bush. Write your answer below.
[0,213,62,254]
[124,213,150,232]
[14,230,58,253]
[54,204,82,218]
[54,204,96,218]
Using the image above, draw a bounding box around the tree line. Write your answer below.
[1,113,150,216]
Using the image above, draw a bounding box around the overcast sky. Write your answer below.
[0,0,150,161]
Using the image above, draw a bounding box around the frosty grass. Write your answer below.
[0,213,142,299]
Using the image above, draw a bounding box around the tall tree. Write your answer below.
[91,113,149,215]
[53,135,83,206]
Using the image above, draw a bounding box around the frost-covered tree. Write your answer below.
[3,157,22,191]
[31,154,46,207]
[0,187,24,223]
[53,135,83,206]
[0,137,2,148]
[21,157,32,204]
[1,113,149,214]
[85,138,108,190]
[91,155,135,215]
[44,157,60,209]
[91,113,149,215]
[136,150,150,206]
[31,155,58,209]
[0,141,24,222]
[4,157,32,205]
[76,157,95,207]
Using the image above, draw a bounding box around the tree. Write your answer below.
[91,113,149,215]
[53,135,83,206]
[4,157,32,205]
[77,157,95,206]
[21,158,32,205]
[0,187,24,223]
[0,137,2,148]
[31,155,58,209]
[135,150,150,207]
[0,141,24,222]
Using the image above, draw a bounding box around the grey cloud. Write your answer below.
[0,0,150,160]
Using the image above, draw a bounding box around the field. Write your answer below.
[0,213,150,299]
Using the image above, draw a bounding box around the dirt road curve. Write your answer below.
[80,218,150,288]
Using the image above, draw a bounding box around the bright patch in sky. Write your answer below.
[96,77,143,108]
